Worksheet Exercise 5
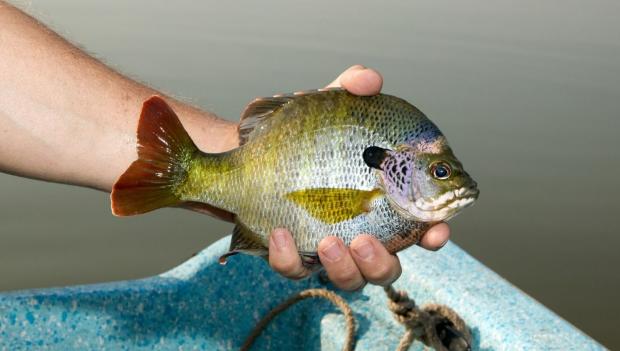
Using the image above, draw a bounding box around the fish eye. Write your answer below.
[430,161,451,180]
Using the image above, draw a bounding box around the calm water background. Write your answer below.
[1,0,619,347]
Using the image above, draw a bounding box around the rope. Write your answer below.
[384,285,430,350]
[240,288,356,351]
[384,285,472,351]
[241,285,471,351]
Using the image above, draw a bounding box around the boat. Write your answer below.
[0,236,605,350]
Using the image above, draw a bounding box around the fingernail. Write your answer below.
[321,240,343,262]
[271,230,289,251]
[352,240,375,262]
[438,238,449,249]
[349,64,366,71]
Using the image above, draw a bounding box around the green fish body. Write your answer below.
[111,89,478,266]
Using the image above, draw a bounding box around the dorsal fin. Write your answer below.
[238,87,343,145]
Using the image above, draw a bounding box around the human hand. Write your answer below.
[268,65,451,290]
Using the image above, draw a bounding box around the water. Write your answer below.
[1,0,618,347]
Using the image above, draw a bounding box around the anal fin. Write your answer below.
[299,252,321,270]
[219,220,267,264]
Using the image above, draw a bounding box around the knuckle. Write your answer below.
[287,269,310,280]
[271,257,300,276]
[330,266,363,290]
[289,262,311,280]
[339,280,367,292]
[365,262,400,285]
[366,263,392,281]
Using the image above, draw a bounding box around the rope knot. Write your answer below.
[384,286,426,332]
[384,285,472,351]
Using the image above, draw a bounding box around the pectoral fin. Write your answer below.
[285,188,383,224]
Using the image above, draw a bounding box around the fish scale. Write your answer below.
[111,89,478,265]
[184,90,440,252]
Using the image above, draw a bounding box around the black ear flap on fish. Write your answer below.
[363,146,390,170]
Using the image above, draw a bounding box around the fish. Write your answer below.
[111,88,479,267]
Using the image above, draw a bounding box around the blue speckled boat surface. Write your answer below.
[0,237,605,350]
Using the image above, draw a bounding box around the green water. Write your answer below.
[1,0,618,347]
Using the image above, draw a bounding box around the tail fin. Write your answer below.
[111,96,198,216]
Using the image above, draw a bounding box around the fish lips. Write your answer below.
[388,186,479,223]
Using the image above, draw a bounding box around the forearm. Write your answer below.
[0,2,237,191]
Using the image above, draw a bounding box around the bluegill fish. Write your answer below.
[111,89,478,266]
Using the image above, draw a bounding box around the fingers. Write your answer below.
[268,228,310,280]
[418,222,451,251]
[318,236,366,291]
[318,235,401,290]
[326,64,366,88]
[350,235,401,286]
[269,223,449,285]
[326,65,383,96]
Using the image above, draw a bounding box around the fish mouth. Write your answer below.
[414,186,479,212]
[390,185,479,222]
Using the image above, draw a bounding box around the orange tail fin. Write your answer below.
[111,96,198,216]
